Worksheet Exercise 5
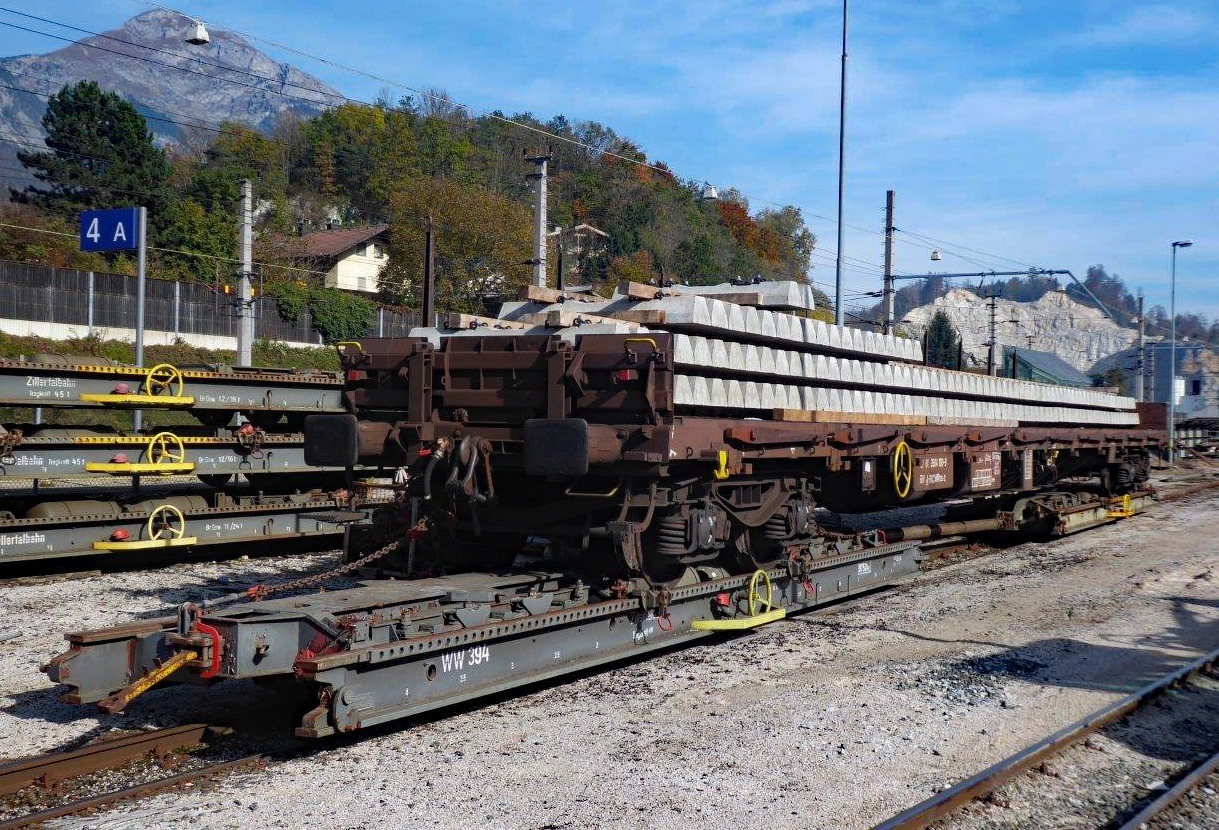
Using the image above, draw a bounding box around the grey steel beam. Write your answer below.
[0,496,381,563]
[46,544,922,732]
[0,434,343,480]
[0,361,343,412]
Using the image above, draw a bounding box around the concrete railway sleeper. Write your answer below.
[42,486,1156,739]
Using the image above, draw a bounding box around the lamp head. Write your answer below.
[1172,240,1194,248]
[185,20,210,46]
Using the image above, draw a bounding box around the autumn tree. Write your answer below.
[379,175,531,312]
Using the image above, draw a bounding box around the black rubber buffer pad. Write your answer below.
[304,413,360,467]
[524,418,590,477]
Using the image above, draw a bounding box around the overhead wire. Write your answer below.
[895,226,1039,271]
[0,6,340,108]
[15,2,1058,293]
[0,63,295,140]
[4,4,1028,301]
[0,218,334,277]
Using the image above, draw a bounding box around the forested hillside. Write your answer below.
[6,79,824,317]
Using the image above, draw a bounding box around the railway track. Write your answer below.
[0,724,261,830]
[872,645,1219,830]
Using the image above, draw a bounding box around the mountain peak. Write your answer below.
[0,11,344,188]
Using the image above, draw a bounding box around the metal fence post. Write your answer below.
[173,280,181,338]
[87,271,94,335]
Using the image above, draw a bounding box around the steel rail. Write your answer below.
[871,645,1219,830]
[0,754,262,830]
[0,724,211,796]
[1114,748,1219,830]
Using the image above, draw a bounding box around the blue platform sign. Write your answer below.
[79,207,140,252]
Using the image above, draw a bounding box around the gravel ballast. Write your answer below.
[1,490,1218,829]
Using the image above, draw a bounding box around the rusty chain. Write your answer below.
[240,517,429,602]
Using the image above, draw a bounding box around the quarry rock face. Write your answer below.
[901,289,1137,372]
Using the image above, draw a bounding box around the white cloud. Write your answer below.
[1073,4,1212,46]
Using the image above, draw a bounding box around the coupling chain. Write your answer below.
[244,535,405,602]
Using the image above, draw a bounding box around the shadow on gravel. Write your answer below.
[947,594,1219,697]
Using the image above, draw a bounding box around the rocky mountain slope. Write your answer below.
[901,288,1137,372]
[0,9,343,187]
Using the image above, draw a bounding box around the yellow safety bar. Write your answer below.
[85,431,196,475]
[692,569,787,632]
[91,503,199,551]
[1107,493,1135,519]
[622,337,659,352]
[80,363,195,407]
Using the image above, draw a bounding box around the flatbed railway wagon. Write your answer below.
[44,282,1163,736]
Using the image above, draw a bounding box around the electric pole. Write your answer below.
[987,291,998,376]
[236,179,254,366]
[882,189,895,334]
[1135,290,1145,402]
[525,150,552,288]
[833,0,849,327]
[422,214,436,327]
[984,288,1019,376]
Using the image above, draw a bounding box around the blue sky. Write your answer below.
[1,0,1216,321]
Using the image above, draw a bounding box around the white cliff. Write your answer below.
[901,289,1137,372]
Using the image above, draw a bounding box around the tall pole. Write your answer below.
[237,179,254,365]
[987,290,999,377]
[1169,245,1180,461]
[134,206,147,432]
[1135,290,1145,402]
[882,189,895,334]
[422,214,436,327]
[1168,240,1194,461]
[833,0,849,327]
[526,151,551,288]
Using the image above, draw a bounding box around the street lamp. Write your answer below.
[185,19,210,45]
[1169,239,1193,462]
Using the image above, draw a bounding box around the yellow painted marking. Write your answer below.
[91,536,199,550]
[691,608,787,631]
[97,649,198,713]
[84,462,195,474]
[78,393,195,406]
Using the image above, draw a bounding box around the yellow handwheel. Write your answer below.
[747,569,775,617]
[144,363,184,398]
[146,432,186,466]
[892,440,913,499]
[147,504,187,541]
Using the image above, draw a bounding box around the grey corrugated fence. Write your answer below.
[0,260,418,343]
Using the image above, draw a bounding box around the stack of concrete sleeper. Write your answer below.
[421,283,1139,427]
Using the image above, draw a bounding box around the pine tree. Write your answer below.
[925,310,962,369]
[14,81,172,236]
